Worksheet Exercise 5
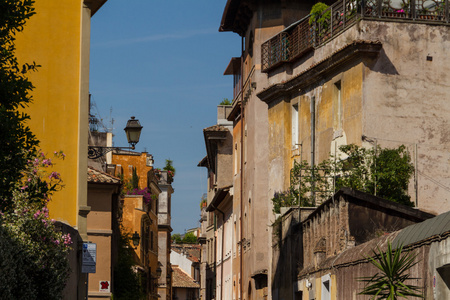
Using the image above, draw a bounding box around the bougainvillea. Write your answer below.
[0,150,71,299]
[126,187,152,205]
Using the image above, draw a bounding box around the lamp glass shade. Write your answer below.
[132,231,140,247]
[124,116,143,147]
[156,267,162,278]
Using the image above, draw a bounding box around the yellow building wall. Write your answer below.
[299,63,364,164]
[312,274,337,300]
[268,99,293,190]
[14,1,90,228]
[112,152,153,190]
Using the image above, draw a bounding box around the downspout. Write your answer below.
[212,203,226,300]
[311,96,316,205]
[240,35,245,300]
[214,213,217,299]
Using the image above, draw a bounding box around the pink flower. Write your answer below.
[62,234,72,245]
[21,185,28,190]
[49,172,60,180]
[42,158,52,166]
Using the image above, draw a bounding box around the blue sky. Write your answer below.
[89,1,239,234]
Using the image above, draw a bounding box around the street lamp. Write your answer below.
[131,231,140,249]
[124,116,143,149]
[88,116,143,159]
[156,266,162,278]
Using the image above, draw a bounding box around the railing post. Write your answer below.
[411,0,416,20]
[313,22,317,47]
[330,5,334,37]
[360,0,365,17]
[377,0,382,17]
[446,0,449,23]
[343,0,346,27]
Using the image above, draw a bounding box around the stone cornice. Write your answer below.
[257,41,382,104]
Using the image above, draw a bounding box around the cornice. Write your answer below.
[258,41,382,104]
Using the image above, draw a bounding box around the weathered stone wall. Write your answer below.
[264,19,450,215]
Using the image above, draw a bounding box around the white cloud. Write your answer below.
[93,28,217,47]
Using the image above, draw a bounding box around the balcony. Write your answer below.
[261,0,450,72]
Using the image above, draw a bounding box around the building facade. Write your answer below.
[156,170,175,300]
[258,7,450,214]
[14,1,108,297]
[219,1,315,298]
[296,207,450,299]
[86,167,121,299]
[171,244,201,300]
[199,105,234,299]
[217,0,450,298]
[112,151,162,299]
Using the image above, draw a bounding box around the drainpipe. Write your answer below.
[214,213,217,299]
[311,96,316,205]
[212,203,225,300]
[240,35,245,300]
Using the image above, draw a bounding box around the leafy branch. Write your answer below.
[271,144,414,214]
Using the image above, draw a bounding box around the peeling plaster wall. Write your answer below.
[265,20,450,215]
[360,21,450,214]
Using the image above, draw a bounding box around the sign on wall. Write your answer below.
[81,242,96,273]
[99,281,110,293]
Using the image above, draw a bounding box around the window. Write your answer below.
[294,291,303,300]
[141,219,150,265]
[151,231,154,251]
[292,103,299,148]
[321,274,331,300]
[234,143,238,175]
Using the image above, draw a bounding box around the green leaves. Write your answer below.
[0,0,39,207]
[0,150,70,300]
[309,2,331,25]
[271,144,414,214]
[114,230,145,300]
[359,241,424,299]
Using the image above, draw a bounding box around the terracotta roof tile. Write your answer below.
[172,266,200,289]
[87,167,121,184]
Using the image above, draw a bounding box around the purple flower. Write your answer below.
[42,158,52,166]
[62,234,72,245]
[49,171,60,180]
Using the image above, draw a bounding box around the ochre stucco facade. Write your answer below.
[14,0,107,237]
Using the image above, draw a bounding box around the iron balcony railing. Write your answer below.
[262,0,450,72]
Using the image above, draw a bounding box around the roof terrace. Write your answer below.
[262,0,449,72]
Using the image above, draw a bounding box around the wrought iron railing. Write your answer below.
[261,0,450,72]
[261,32,290,72]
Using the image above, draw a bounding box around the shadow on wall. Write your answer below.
[271,208,304,300]
[371,48,399,75]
